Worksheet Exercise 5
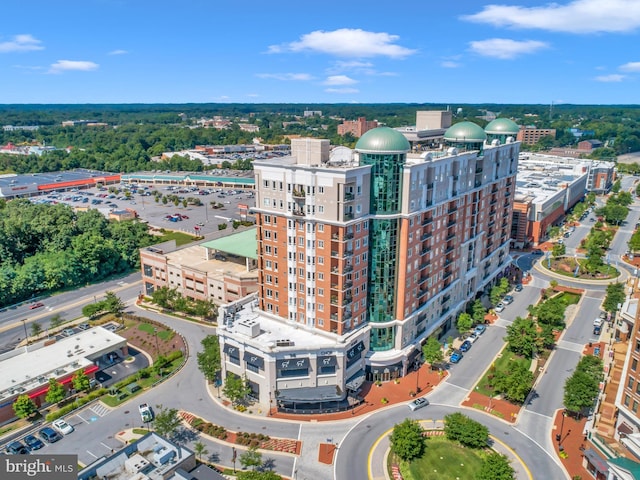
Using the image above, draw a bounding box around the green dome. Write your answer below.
[485,118,519,135]
[444,122,487,143]
[355,127,410,153]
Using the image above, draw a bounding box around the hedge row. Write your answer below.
[45,388,108,422]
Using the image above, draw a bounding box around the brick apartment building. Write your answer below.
[337,117,379,138]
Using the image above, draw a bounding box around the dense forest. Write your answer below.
[0,103,639,175]
[0,199,154,308]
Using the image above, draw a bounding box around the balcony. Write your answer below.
[422,216,433,226]
[419,261,430,270]
[421,232,432,241]
[446,233,455,241]
[418,288,428,298]
[447,220,456,228]
[344,193,355,201]
[421,247,431,256]
[344,212,354,220]
[292,189,306,199]
[474,181,482,188]
[419,275,428,285]
[332,232,354,241]
[441,294,451,304]
[445,245,454,254]
[292,209,305,217]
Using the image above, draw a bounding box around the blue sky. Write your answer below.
[1,0,639,104]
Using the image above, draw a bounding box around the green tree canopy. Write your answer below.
[603,282,626,313]
[477,452,516,480]
[390,419,425,461]
[197,335,221,383]
[422,337,444,368]
[456,312,473,333]
[45,378,66,405]
[504,317,538,358]
[153,405,182,438]
[239,445,263,471]
[72,370,91,392]
[13,394,37,419]
[443,412,489,448]
[223,373,251,406]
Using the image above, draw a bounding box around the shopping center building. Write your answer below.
[217,121,520,409]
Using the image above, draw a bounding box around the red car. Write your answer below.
[29,302,44,310]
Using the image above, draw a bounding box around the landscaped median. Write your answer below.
[179,411,301,455]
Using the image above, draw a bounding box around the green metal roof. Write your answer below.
[444,121,487,143]
[485,118,520,135]
[608,457,640,478]
[355,127,410,153]
[201,228,257,259]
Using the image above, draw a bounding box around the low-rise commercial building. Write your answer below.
[140,230,259,304]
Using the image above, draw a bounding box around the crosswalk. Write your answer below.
[73,401,112,424]
[89,402,111,417]
[556,340,586,353]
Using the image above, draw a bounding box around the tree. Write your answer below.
[389,419,425,461]
[223,374,251,405]
[30,321,42,338]
[472,299,487,324]
[504,317,538,358]
[72,370,91,392]
[443,412,489,448]
[239,445,263,470]
[193,441,208,461]
[45,378,66,405]
[564,355,603,416]
[13,394,37,419]
[82,302,105,319]
[153,405,182,438]
[477,452,516,480]
[456,313,473,334]
[104,291,125,320]
[197,335,221,383]
[612,179,622,193]
[422,337,444,369]
[603,282,626,314]
[49,313,64,329]
[552,243,566,258]
[492,361,534,403]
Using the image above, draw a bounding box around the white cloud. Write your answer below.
[620,61,640,72]
[256,73,313,81]
[323,75,357,86]
[268,28,416,58]
[108,49,128,55]
[441,60,461,68]
[469,38,548,59]
[48,60,99,74]
[595,74,626,82]
[325,87,359,94]
[0,34,44,53]
[246,93,259,98]
[463,0,640,34]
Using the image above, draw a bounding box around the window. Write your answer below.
[263,198,270,206]
[318,240,324,248]
[265,274,273,283]
[318,256,324,265]
[318,224,324,232]
[625,394,631,407]
[264,215,271,224]
[318,288,324,296]
[318,186,324,194]
[634,358,639,371]
[634,400,639,413]
[629,376,635,389]
[318,205,324,213]
[143,264,153,277]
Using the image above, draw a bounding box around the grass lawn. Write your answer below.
[157,231,197,246]
[549,257,618,279]
[398,437,486,480]
[138,322,174,341]
[475,347,531,397]
[556,292,581,306]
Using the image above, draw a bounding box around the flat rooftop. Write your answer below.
[164,244,256,278]
[0,326,126,397]
[220,297,364,351]
[0,168,116,189]
[515,159,587,205]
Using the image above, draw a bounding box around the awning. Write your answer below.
[346,369,365,391]
[618,422,634,435]
[277,357,309,370]
[243,352,264,369]
[583,448,609,474]
[408,348,422,363]
[223,343,239,355]
[276,385,341,402]
[317,356,337,368]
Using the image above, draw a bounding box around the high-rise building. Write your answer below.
[218,123,519,410]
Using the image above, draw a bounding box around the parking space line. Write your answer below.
[86,450,97,458]
[101,442,113,451]
[75,413,90,424]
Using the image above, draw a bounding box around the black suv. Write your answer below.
[5,441,29,454]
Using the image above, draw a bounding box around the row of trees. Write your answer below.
[151,287,218,321]
[0,200,154,308]
[564,355,604,416]
[390,414,514,479]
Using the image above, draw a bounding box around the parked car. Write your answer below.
[5,441,29,455]
[474,324,487,336]
[503,295,514,305]
[459,340,472,352]
[450,351,463,364]
[78,323,90,331]
[593,325,602,336]
[139,403,154,423]
[52,419,74,435]
[62,329,75,337]
[514,284,523,292]
[29,302,44,310]
[494,303,505,313]
[408,397,429,411]
[38,427,61,443]
[593,318,603,328]
[23,435,44,451]
[467,332,480,343]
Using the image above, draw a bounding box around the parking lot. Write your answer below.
[30,182,256,237]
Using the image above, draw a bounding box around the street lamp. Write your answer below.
[21,319,28,345]
[556,409,567,444]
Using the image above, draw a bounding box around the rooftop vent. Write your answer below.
[276,339,294,347]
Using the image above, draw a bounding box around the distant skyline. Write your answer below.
[1,0,639,104]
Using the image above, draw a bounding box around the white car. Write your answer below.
[408,398,429,411]
[467,333,480,343]
[494,303,505,313]
[52,419,74,435]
